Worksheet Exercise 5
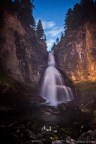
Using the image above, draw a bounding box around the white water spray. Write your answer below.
[40,51,74,106]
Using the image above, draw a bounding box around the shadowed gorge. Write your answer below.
[0,0,96,144]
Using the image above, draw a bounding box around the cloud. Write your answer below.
[47,39,55,49]
[36,19,56,29]
[36,19,63,50]
[46,26,63,51]
[42,21,56,29]
[46,27,63,37]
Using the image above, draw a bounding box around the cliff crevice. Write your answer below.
[0,11,47,85]
[54,22,96,82]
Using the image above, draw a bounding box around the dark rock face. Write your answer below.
[0,12,47,85]
[54,23,96,82]
[78,130,96,142]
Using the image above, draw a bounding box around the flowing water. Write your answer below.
[40,51,74,106]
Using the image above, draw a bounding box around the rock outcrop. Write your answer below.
[0,12,47,85]
[54,22,96,82]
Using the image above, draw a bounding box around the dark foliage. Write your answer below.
[53,0,96,48]
[0,0,46,41]
[0,0,13,27]
[56,37,59,44]
[65,0,96,31]
[0,0,13,11]
[0,0,36,32]
[17,0,36,34]
[36,19,45,39]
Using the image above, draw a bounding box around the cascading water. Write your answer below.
[40,51,74,106]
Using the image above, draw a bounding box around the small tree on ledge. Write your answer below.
[36,19,45,39]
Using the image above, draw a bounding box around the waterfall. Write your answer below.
[40,51,74,106]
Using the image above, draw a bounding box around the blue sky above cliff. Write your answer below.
[34,0,80,51]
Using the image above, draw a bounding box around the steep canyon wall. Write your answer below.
[0,12,47,85]
[54,23,96,82]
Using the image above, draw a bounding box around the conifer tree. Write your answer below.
[0,0,13,11]
[71,3,82,28]
[13,0,22,11]
[36,19,44,39]
[65,8,74,30]
[19,0,36,32]
[52,42,56,51]
[80,0,94,22]
[56,37,59,44]
[60,32,64,41]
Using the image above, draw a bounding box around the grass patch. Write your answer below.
[0,71,37,89]
[75,81,96,96]
[0,71,38,107]
[74,81,96,112]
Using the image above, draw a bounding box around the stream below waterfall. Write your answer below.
[0,102,92,144]
[0,52,94,143]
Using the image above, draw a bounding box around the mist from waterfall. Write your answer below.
[40,51,74,106]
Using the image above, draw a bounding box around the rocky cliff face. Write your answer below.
[0,12,47,85]
[54,22,96,82]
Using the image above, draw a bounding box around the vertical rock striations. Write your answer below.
[0,11,47,85]
[54,23,96,82]
[54,0,96,82]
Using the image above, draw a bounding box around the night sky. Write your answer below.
[34,0,80,51]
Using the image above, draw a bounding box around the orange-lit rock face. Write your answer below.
[54,23,96,82]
